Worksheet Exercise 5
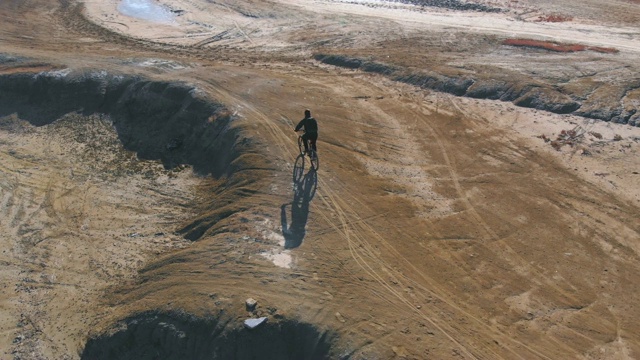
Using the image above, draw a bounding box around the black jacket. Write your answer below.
[295,117,318,134]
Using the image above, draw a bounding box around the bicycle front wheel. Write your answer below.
[298,136,305,156]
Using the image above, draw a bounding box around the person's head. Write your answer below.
[304,109,311,118]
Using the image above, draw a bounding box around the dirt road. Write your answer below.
[1,0,640,359]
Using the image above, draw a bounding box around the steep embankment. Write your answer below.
[0,66,245,358]
[0,69,239,176]
[0,68,257,241]
[314,54,640,126]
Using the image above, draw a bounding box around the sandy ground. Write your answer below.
[1,0,640,359]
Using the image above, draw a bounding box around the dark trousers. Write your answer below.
[302,132,318,153]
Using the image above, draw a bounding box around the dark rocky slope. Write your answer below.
[314,54,640,126]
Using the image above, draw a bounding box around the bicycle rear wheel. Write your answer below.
[310,150,319,170]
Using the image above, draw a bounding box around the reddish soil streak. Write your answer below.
[535,14,573,22]
[503,38,619,53]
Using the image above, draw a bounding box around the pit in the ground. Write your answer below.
[81,312,337,360]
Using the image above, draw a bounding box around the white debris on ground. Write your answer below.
[244,317,267,329]
[260,249,293,269]
[245,298,258,311]
[256,219,294,269]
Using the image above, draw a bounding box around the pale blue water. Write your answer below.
[118,0,175,23]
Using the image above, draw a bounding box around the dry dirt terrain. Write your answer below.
[1,0,640,359]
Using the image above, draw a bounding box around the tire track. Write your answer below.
[198,76,463,320]
[314,175,490,359]
[405,98,586,306]
[290,74,572,358]
[320,170,537,358]
[263,73,489,356]
[337,192,570,359]
[197,79,366,282]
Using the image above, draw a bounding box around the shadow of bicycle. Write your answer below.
[281,154,318,249]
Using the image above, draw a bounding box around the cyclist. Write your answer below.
[294,109,318,157]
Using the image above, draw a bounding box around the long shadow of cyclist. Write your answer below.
[281,154,317,249]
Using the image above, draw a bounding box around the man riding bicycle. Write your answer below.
[294,109,318,157]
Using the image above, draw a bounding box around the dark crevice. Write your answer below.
[0,70,243,177]
[81,311,339,360]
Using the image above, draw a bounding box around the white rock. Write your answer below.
[244,317,267,329]
[245,298,257,311]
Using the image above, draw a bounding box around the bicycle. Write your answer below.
[297,131,319,171]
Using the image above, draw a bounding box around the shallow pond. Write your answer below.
[118,0,174,23]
